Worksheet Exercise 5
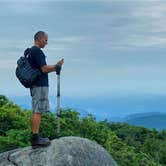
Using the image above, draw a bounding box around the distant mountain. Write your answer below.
[123,112,166,131]
[9,94,166,117]
[8,94,166,130]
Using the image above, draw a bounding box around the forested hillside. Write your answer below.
[0,95,166,166]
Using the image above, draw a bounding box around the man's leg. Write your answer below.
[30,87,51,148]
[30,113,42,134]
[30,113,50,149]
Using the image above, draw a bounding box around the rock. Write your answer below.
[0,136,118,166]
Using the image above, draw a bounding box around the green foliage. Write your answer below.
[109,122,149,151]
[0,104,29,132]
[0,95,9,107]
[59,109,81,136]
[40,112,57,139]
[0,129,30,152]
[0,95,166,166]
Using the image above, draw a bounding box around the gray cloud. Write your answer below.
[103,1,166,49]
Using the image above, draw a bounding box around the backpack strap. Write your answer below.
[24,48,30,57]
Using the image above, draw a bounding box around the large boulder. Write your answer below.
[0,136,118,166]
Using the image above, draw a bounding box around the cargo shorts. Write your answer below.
[30,86,50,113]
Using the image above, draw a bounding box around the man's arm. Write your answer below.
[40,65,56,73]
[40,59,64,73]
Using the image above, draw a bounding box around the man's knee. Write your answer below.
[31,112,42,119]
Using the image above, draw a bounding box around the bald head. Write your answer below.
[34,31,48,48]
[34,31,47,41]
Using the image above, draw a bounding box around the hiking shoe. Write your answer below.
[31,134,51,149]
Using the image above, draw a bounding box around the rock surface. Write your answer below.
[0,136,118,166]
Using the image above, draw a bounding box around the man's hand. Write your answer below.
[57,59,64,66]
[56,58,64,75]
[40,59,64,74]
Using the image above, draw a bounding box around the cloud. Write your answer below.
[99,1,166,49]
[108,35,166,49]
[0,39,31,63]
[0,39,29,49]
[46,36,90,52]
[51,36,87,43]
[0,60,16,69]
[5,0,166,50]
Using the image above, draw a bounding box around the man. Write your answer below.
[28,31,64,149]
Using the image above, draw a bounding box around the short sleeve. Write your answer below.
[34,49,46,68]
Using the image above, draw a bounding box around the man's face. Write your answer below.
[39,34,48,48]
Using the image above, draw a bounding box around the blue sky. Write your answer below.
[1,0,166,117]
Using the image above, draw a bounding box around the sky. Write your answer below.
[1,0,166,118]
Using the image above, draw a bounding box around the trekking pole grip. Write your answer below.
[56,64,61,75]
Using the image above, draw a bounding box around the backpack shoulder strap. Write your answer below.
[24,48,30,57]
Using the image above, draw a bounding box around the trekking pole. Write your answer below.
[56,65,61,138]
